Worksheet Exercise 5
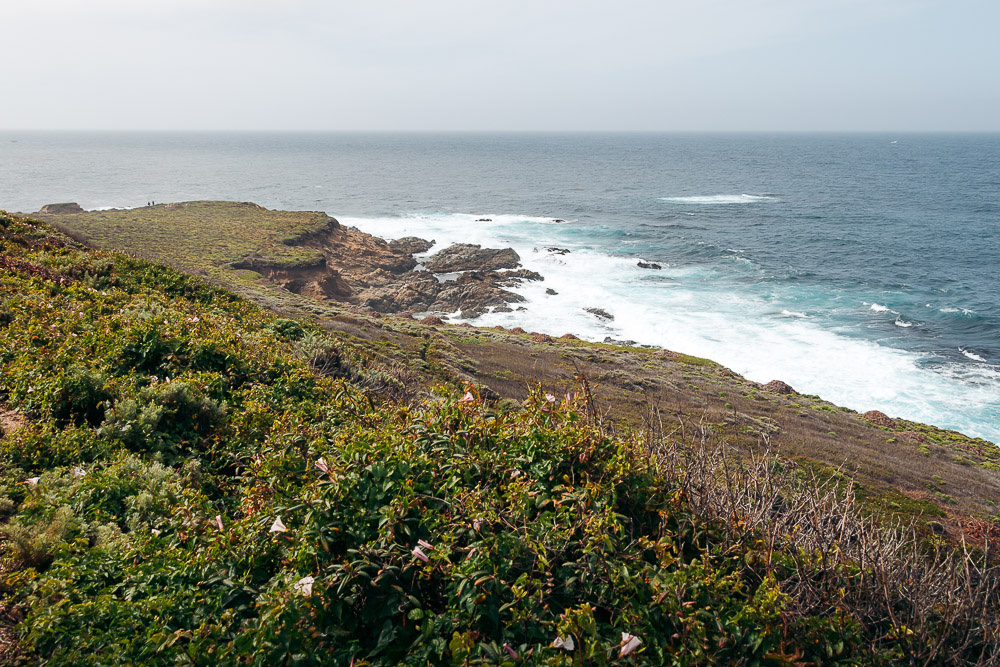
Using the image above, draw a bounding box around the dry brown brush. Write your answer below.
[656,422,1000,665]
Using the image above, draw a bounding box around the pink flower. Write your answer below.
[412,546,429,563]
[72,467,86,478]
[315,457,330,474]
[459,391,475,403]
[466,548,478,560]
[293,576,315,597]
[25,477,40,486]
[473,518,484,531]
[215,515,224,531]
[619,632,641,657]
[269,516,287,533]
[545,393,557,403]
[503,643,518,659]
[552,636,575,651]
[417,539,433,550]
[151,528,162,537]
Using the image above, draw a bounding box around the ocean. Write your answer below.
[2,132,998,442]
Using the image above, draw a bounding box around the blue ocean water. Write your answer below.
[2,132,998,442]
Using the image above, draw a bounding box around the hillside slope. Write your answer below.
[1,210,998,664]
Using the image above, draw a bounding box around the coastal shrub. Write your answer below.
[1,505,77,569]
[48,364,112,428]
[100,380,225,460]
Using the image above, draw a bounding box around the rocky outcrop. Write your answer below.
[637,261,662,270]
[389,237,434,255]
[862,410,897,429]
[762,380,797,395]
[423,244,520,272]
[39,203,84,214]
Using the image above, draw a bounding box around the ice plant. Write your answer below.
[293,576,314,597]
[619,632,641,657]
[269,516,287,533]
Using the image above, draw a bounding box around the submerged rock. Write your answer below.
[637,261,662,270]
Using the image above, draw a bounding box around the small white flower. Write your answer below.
[215,515,224,531]
[552,636,575,651]
[458,391,475,403]
[619,632,641,657]
[293,576,314,597]
[269,516,287,533]
[412,546,429,563]
[417,539,433,550]
[187,316,200,323]
[545,393,557,403]
[25,477,40,486]
[72,467,86,478]
[315,457,330,474]
[26,386,33,394]
[473,518,484,531]
[151,528,162,537]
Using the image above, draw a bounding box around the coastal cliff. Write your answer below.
[1,207,998,664]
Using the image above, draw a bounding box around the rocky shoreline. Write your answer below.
[32,202,546,320]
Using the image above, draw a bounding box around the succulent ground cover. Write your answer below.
[0,211,998,664]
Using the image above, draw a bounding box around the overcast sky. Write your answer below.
[2,0,997,131]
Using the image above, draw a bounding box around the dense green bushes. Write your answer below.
[0,211,997,665]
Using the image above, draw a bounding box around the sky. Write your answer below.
[1,0,998,132]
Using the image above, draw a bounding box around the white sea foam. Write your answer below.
[660,194,775,204]
[894,317,914,328]
[960,348,988,363]
[342,211,1000,444]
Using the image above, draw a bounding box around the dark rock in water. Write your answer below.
[762,380,796,395]
[475,218,492,222]
[862,410,897,429]
[546,288,558,295]
[419,316,444,325]
[498,268,543,283]
[637,261,662,270]
[546,247,571,255]
[552,218,567,223]
[38,202,84,214]
[423,243,520,272]
[585,307,614,321]
[388,236,434,255]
